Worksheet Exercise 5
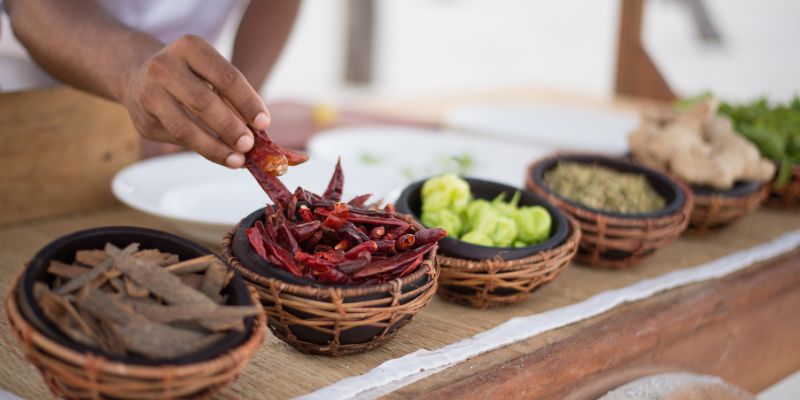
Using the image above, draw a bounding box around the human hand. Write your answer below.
[121,35,270,168]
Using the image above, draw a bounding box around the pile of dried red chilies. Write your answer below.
[244,133,445,284]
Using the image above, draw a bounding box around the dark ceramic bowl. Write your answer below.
[530,154,686,219]
[394,177,570,261]
[691,180,764,198]
[18,226,255,366]
[231,208,437,347]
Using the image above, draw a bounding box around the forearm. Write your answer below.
[232,0,301,90]
[5,0,162,102]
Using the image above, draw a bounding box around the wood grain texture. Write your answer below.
[394,249,800,400]
[614,0,676,101]
[0,86,140,225]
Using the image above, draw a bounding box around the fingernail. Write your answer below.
[225,153,245,168]
[236,134,254,153]
[254,112,270,130]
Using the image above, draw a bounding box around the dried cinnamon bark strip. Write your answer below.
[37,284,97,347]
[130,303,257,324]
[164,254,217,275]
[55,243,139,295]
[106,244,217,307]
[179,273,205,291]
[77,288,222,359]
[124,277,150,298]
[47,261,90,279]
[199,262,228,304]
[75,249,109,268]
[133,249,179,266]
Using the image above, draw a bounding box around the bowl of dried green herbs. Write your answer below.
[527,153,693,269]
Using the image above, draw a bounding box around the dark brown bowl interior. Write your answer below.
[18,226,255,366]
[394,177,570,261]
[531,154,685,219]
[232,208,434,345]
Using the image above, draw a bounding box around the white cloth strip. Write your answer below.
[299,229,800,400]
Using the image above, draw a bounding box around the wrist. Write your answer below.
[114,33,163,105]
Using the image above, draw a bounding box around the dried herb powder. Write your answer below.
[544,162,666,214]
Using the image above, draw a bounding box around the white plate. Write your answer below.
[442,103,639,154]
[307,125,547,198]
[112,153,389,244]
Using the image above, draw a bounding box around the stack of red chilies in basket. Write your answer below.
[244,131,446,285]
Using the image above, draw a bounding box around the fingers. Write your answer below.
[149,89,245,168]
[172,35,271,131]
[160,63,254,153]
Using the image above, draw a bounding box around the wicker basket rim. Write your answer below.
[437,217,581,272]
[4,268,267,377]
[223,231,439,298]
[526,156,695,227]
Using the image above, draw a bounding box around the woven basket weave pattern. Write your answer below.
[526,164,693,269]
[436,217,580,309]
[767,164,800,208]
[690,185,768,231]
[223,231,439,357]
[4,269,267,400]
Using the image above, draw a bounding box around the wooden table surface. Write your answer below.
[0,87,798,400]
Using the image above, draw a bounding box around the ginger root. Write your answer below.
[629,98,775,190]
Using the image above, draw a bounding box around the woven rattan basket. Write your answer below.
[223,214,440,356]
[436,217,580,309]
[767,163,800,208]
[527,154,693,269]
[5,268,266,400]
[689,184,768,232]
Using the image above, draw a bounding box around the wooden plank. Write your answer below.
[394,250,800,399]
[614,0,676,101]
[0,85,140,225]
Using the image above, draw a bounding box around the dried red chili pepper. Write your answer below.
[261,236,303,276]
[322,158,344,202]
[246,130,289,176]
[291,220,321,241]
[396,234,415,251]
[323,214,346,230]
[298,206,315,223]
[351,242,436,279]
[295,252,351,284]
[397,255,424,277]
[369,226,385,240]
[345,241,378,259]
[334,239,350,251]
[348,194,372,208]
[316,249,345,263]
[413,228,447,247]
[338,252,372,275]
[374,239,397,255]
[339,221,370,243]
[246,227,268,260]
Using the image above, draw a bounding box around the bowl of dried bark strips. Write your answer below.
[5,226,265,400]
[224,160,442,356]
[527,153,693,269]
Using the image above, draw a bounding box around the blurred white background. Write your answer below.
[213,0,800,104]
